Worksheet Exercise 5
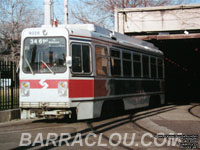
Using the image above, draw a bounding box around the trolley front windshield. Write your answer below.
[23,37,66,74]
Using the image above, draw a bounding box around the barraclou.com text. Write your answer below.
[19,132,187,147]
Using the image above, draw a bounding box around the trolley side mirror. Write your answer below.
[16,61,20,73]
[16,66,19,73]
[66,56,72,68]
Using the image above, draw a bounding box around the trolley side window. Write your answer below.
[150,57,157,78]
[96,46,109,76]
[123,52,132,76]
[110,49,121,76]
[142,55,149,78]
[71,44,91,74]
[133,54,141,77]
[158,59,164,78]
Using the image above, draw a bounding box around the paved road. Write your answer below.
[0,104,199,150]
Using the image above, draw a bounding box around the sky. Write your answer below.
[35,0,200,25]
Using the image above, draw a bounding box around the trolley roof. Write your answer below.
[65,24,163,55]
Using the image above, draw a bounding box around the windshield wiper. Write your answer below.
[25,58,34,75]
[41,60,55,74]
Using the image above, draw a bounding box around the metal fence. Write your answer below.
[0,61,19,110]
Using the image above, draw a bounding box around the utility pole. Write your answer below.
[44,0,54,25]
[114,8,119,32]
[64,0,68,24]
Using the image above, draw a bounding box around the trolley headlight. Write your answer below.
[58,81,67,96]
[21,82,30,96]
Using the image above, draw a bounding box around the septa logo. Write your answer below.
[39,79,49,89]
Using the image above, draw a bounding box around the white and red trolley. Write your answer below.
[20,24,165,120]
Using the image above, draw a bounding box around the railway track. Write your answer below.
[188,104,200,119]
[87,105,178,150]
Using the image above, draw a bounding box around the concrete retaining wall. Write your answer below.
[0,109,20,123]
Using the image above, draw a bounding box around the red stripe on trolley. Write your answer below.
[20,80,67,89]
[20,79,94,98]
[68,80,94,98]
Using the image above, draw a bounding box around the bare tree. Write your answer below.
[0,0,43,62]
[71,0,192,29]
